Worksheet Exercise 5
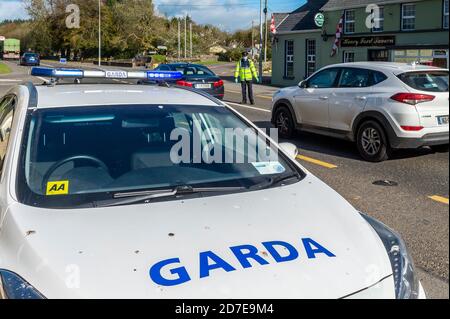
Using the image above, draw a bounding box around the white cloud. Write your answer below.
[0,0,28,21]
[154,0,260,32]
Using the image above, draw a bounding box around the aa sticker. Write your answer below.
[46,181,69,196]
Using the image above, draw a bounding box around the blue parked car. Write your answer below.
[20,53,40,66]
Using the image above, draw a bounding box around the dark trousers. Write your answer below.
[240,80,254,103]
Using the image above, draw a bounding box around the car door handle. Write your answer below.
[355,96,367,101]
[319,96,329,100]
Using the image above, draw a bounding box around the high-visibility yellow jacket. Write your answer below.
[235,59,258,81]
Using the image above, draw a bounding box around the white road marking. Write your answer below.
[0,79,21,82]
[225,101,271,113]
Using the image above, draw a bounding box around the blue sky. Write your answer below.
[0,0,306,31]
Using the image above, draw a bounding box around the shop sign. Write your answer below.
[314,13,325,27]
[341,36,396,47]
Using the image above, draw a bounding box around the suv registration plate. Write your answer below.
[195,84,211,89]
[437,115,449,125]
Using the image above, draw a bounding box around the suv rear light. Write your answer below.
[391,93,435,105]
[213,80,224,88]
[401,126,424,131]
[176,80,193,87]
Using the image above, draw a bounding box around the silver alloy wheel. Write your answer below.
[361,127,382,156]
[276,112,290,134]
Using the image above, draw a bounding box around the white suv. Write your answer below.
[271,62,449,162]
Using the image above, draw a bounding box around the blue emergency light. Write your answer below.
[31,67,183,81]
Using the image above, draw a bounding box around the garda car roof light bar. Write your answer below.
[31,67,183,82]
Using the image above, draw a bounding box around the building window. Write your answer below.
[372,6,384,32]
[402,3,416,31]
[393,49,449,68]
[306,39,316,78]
[284,40,294,78]
[343,51,355,63]
[444,0,449,29]
[344,10,356,34]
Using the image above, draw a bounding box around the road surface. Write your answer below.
[0,60,448,298]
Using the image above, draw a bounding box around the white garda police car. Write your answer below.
[0,67,425,299]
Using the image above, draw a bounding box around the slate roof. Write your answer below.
[275,0,330,32]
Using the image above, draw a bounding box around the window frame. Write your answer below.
[344,9,356,34]
[343,51,355,63]
[284,40,295,79]
[401,3,416,31]
[305,39,316,78]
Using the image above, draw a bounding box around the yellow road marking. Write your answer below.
[428,195,449,205]
[296,155,338,169]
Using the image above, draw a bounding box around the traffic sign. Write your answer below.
[60,58,67,64]
[0,36,5,41]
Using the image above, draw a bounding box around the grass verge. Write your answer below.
[0,62,12,74]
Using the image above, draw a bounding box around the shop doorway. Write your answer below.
[368,49,389,61]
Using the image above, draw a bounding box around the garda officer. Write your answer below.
[234,51,259,105]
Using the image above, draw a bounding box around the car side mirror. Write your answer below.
[299,80,307,88]
[279,142,298,160]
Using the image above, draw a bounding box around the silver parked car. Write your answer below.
[271,62,449,162]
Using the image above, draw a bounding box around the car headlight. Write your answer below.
[0,269,45,299]
[360,213,419,299]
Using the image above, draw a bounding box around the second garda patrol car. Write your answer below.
[0,67,425,299]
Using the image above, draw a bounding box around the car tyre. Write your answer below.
[430,144,449,153]
[357,120,390,162]
[274,106,295,139]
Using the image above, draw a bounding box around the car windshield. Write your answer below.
[398,71,449,92]
[175,65,215,77]
[24,53,38,57]
[17,104,302,209]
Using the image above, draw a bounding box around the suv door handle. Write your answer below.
[319,96,329,100]
[355,96,367,101]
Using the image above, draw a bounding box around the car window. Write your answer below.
[338,68,371,88]
[398,71,449,92]
[372,71,388,85]
[157,65,171,71]
[307,69,339,88]
[177,65,215,77]
[0,96,15,174]
[17,104,302,208]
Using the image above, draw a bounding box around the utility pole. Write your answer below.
[251,20,254,55]
[264,0,268,62]
[178,19,181,60]
[258,0,263,83]
[98,0,101,66]
[184,15,187,59]
[190,23,193,58]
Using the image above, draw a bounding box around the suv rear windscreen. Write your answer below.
[398,71,449,92]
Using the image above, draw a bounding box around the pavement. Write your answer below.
[0,59,448,299]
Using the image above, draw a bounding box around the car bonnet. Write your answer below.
[1,174,393,298]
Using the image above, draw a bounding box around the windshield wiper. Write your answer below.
[250,172,301,191]
[94,185,247,208]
